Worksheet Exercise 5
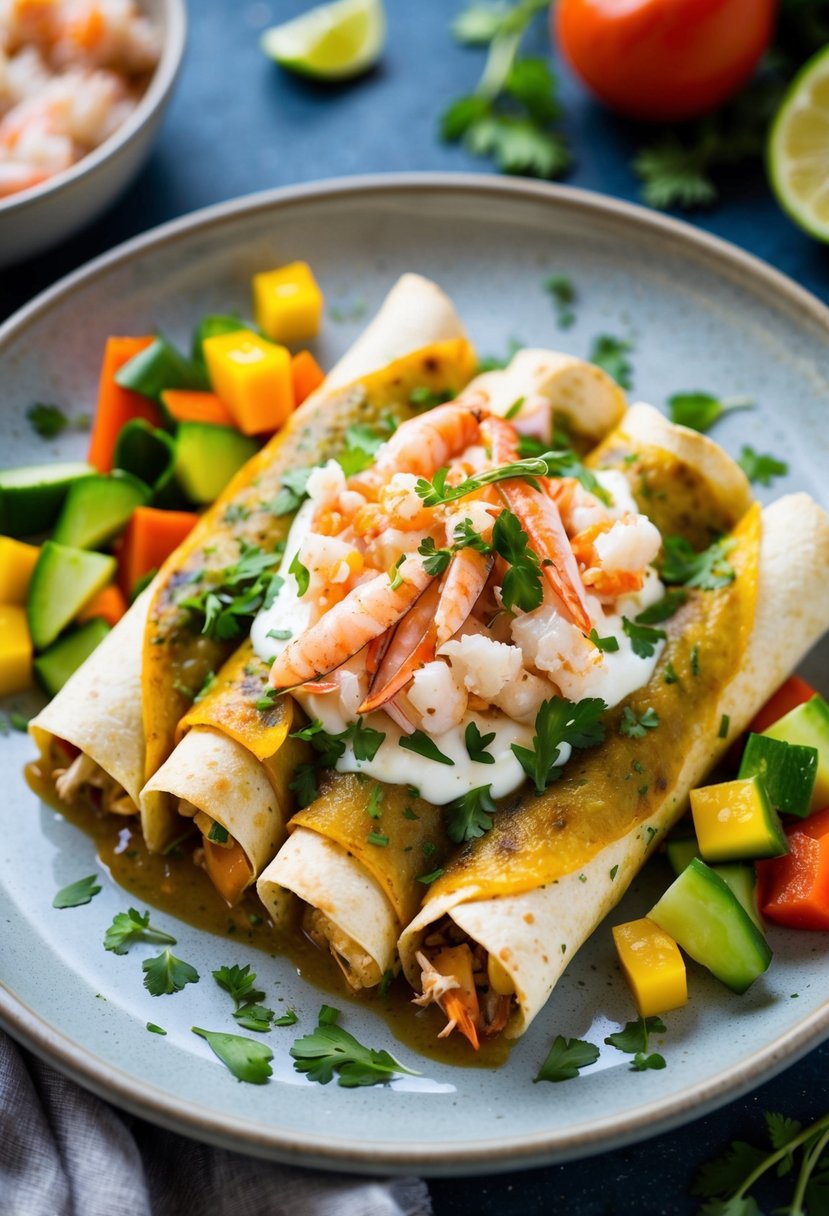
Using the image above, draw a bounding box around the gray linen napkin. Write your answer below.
[0,1031,431,1216]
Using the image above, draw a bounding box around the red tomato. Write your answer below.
[554,0,777,122]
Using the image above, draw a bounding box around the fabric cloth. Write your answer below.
[0,1031,431,1216]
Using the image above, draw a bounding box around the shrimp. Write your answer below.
[269,555,433,689]
[434,547,493,648]
[482,415,592,633]
[350,396,485,497]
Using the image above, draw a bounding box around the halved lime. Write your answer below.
[768,44,829,242]
[261,0,385,82]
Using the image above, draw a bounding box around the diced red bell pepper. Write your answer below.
[757,805,829,931]
[749,676,817,735]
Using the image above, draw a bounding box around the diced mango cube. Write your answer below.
[252,262,324,344]
[612,917,687,1017]
[690,776,788,862]
[203,330,293,436]
[0,536,39,604]
[0,603,33,695]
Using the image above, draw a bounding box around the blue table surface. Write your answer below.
[2,3,827,1211]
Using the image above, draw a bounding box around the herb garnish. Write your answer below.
[388,554,406,590]
[53,875,101,909]
[605,1016,667,1072]
[544,275,576,328]
[104,908,177,954]
[27,403,71,439]
[290,716,386,766]
[290,1005,420,1088]
[464,720,496,764]
[635,589,688,625]
[192,1027,273,1084]
[589,334,634,389]
[146,1023,167,1036]
[213,963,276,1032]
[179,542,284,641]
[667,391,753,433]
[738,445,789,487]
[410,385,453,412]
[619,707,661,738]
[622,617,667,659]
[661,535,736,590]
[414,450,610,508]
[718,713,730,739]
[399,730,454,766]
[288,762,319,808]
[446,785,497,843]
[442,1,569,179]
[142,949,199,996]
[492,509,543,612]
[417,867,445,885]
[512,696,606,793]
[289,550,310,596]
[589,628,620,653]
[269,466,313,516]
[535,1035,600,1083]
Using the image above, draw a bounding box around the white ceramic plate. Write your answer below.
[1,176,828,1176]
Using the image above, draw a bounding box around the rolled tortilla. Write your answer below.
[399,493,829,1038]
[28,584,155,815]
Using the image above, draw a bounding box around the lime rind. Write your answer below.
[261,0,386,82]
[768,43,829,244]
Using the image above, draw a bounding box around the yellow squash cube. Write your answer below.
[612,918,687,1017]
[203,329,294,436]
[0,537,39,604]
[0,603,33,696]
[690,776,788,861]
[252,262,324,344]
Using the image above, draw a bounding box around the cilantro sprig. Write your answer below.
[667,391,753,433]
[738,445,789,487]
[142,949,199,997]
[192,1027,273,1084]
[445,785,497,843]
[464,720,496,764]
[442,1,569,179]
[52,875,101,909]
[622,617,667,660]
[414,450,610,509]
[535,1035,600,1083]
[661,535,736,590]
[589,334,634,390]
[291,716,386,766]
[512,696,606,793]
[492,509,542,612]
[104,908,177,955]
[213,963,276,1033]
[619,706,661,739]
[269,466,313,516]
[604,1016,667,1072]
[290,1005,420,1088]
[178,541,284,641]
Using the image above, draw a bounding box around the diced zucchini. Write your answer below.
[649,858,772,993]
[763,695,829,813]
[665,837,699,875]
[174,422,258,504]
[738,732,817,819]
[27,541,116,650]
[115,335,206,400]
[690,776,788,862]
[0,461,94,538]
[53,471,150,550]
[34,618,110,696]
[113,419,177,489]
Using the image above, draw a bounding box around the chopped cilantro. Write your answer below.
[535,1035,600,1083]
[367,831,389,847]
[418,537,452,576]
[399,730,454,766]
[53,875,101,909]
[589,628,620,653]
[605,1016,667,1072]
[464,720,496,764]
[635,589,688,625]
[417,867,445,885]
[663,662,680,685]
[609,864,619,881]
[213,963,276,1033]
[738,445,789,487]
[622,617,666,659]
[366,784,384,819]
[274,1009,299,1027]
[619,707,660,738]
[289,550,309,596]
[192,1027,273,1084]
[142,949,199,996]
[589,334,634,389]
[492,508,543,612]
[269,466,313,516]
[288,762,319,808]
[104,908,176,955]
[544,275,576,328]
[512,696,606,793]
[178,542,284,641]
[690,643,701,676]
[667,391,752,433]
[445,785,497,843]
[409,385,452,412]
[290,1005,419,1087]
[661,535,736,590]
[414,450,610,508]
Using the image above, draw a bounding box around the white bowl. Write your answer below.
[0,0,186,268]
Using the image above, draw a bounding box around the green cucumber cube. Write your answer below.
[0,461,94,538]
[174,422,258,504]
[53,471,150,550]
[763,695,829,813]
[738,732,817,819]
[27,541,116,650]
[34,618,110,696]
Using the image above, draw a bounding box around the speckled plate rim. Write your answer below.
[1,173,828,1176]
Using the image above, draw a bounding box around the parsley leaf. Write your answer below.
[464,720,496,764]
[622,617,666,659]
[192,1027,273,1084]
[661,535,736,590]
[512,696,606,793]
[345,717,386,762]
[604,1016,666,1058]
[53,875,101,909]
[589,334,634,389]
[104,908,177,955]
[213,963,276,1032]
[27,402,69,439]
[288,762,319,808]
[399,730,454,766]
[738,445,788,487]
[274,1009,299,1027]
[445,785,497,843]
[667,391,753,433]
[589,628,619,653]
[179,542,284,641]
[635,589,688,625]
[414,450,609,508]
[452,517,493,552]
[289,550,309,596]
[142,949,199,996]
[269,466,313,516]
[290,1006,419,1088]
[619,706,661,738]
[633,136,719,211]
[418,537,452,576]
[544,274,576,328]
[535,1035,600,1083]
[492,508,543,612]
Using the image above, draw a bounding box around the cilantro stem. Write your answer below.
[733,1113,829,1202]
[789,1122,829,1214]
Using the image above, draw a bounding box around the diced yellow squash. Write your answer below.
[0,537,39,604]
[690,776,788,862]
[203,330,294,436]
[612,917,688,1017]
[0,603,33,695]
[252,261,324,344]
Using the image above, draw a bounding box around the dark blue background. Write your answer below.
[2,3,827,1212]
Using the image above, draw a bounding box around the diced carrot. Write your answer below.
[161,389,234,427]
[291,350,325,405]
[87,337,161,473]
[116,506,199,597]
[757,806,829,930]
[77,582,128,628]
[203,838,252,906]
[749,676,817,734]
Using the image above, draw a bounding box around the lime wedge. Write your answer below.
[768,44,829,242]
[261,0,385,81]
